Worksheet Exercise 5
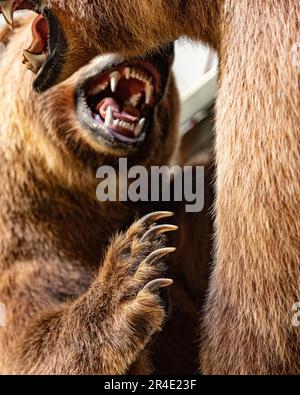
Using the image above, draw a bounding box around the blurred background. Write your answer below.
[174,40,217,163]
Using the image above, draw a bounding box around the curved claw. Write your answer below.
[138,211,175,225]
[143,247,176,265]
[140,224,178,242]
[143,278,173,292]
[0,1,14,30]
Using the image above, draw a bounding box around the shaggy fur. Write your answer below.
[33,0,220,85]
[0,18,213,374]
[34,0,300,374]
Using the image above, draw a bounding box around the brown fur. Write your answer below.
[36,0,219,85]
[0,18,173,374]
[0,17,213,374]
[36,0,300,374]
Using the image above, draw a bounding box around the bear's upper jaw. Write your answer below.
[0,1,67,92]
[76,47,174,149]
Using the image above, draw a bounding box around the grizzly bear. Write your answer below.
[3,0,298,374]
[0,16,213,374]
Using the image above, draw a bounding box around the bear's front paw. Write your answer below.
[99,211,177,340]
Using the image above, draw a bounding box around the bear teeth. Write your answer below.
[0,1,14,30]
[125,67,153,85]
[102,105,145,136]
[23,50,47,74]
[109,71,121,93]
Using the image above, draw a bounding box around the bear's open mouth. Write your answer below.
[0,0,67,92]
[76,48,173,148]
[22,11,49,74]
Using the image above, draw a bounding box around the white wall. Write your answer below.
[174,39,217,98]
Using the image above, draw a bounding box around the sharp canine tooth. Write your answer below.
[134,118,146,137]
[125,67,131,79]
[0,1,14,30]
[105,106,113,127]
[24,61,34,72]
[23,50,47,74]
[110,71,121,93]
[145,84,154,105]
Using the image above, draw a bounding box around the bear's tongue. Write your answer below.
[95,97,142,138]
[96,98,140,123]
